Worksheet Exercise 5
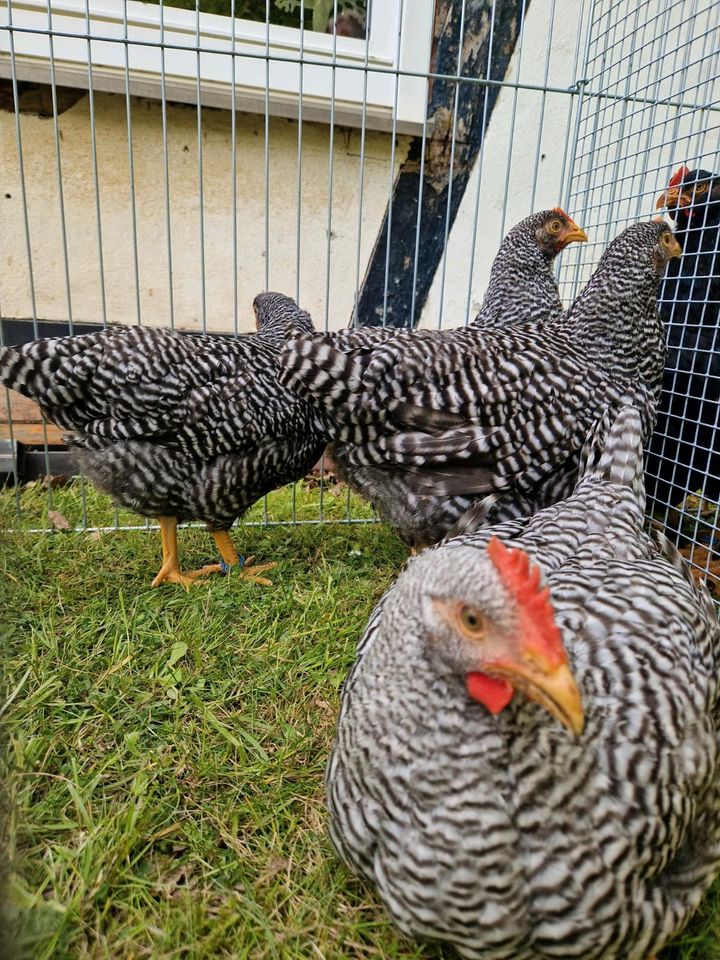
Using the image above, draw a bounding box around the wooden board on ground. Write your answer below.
[0,390,64,444]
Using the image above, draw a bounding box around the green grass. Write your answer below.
[2,481,720,959]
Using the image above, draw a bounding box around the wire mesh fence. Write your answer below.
[0,0,718,580]
[560,0,720,582]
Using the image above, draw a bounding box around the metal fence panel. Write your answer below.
[560,0,720,582]
[0,0,717,584]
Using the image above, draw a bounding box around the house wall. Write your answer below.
[0,0,581,335]
[0,91,411,332]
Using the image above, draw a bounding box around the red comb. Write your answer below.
[552,206,570,218]
[486,537,565,668]
[668,165,690,188]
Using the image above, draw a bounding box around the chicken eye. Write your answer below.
[694,183,708,195]
[459,605,485,634]
[662,231,673,246]
[548,219,562,234]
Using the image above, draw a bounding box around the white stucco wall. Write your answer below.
[0,92,410,332]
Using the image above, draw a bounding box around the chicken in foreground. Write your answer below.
[327,405,720,960]
[646,164,720,528]
[0,293,327,588]
[280,221,680,549]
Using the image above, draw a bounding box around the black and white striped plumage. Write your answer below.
[280,221,678,548]
[0,293,327,536]
[327,405,720,959]
[472,207,586,329]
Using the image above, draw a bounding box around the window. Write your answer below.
[0,0,433,132]
[149,1,368,38]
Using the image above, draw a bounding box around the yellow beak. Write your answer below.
[485,658,585,736]
[558,220,588,249]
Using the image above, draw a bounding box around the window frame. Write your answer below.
[0,0,434,132]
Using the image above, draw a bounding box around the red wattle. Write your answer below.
[466,672,514,714]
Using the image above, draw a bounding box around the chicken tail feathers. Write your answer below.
[0,336,101,406]
[578,403,646,509]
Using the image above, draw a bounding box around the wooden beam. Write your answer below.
[0,423,64,445]
[0,391,64,444]
[355,0,529,327]
[0,390,45,425]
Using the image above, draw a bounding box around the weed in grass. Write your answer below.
[1,481,719,958]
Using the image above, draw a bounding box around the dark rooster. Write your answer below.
[327,405,720,959]
[280,221,680,549]
[646,165,720,535]
[0,293,327,587]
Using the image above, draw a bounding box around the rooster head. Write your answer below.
[656,165,720,223]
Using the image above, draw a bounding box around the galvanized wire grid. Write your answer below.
[0,0,718,575]
[559,0,720,581]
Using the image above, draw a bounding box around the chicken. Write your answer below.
[0,293,327,588]
[311,209,586,528]
[646,165,720,531]
[326,405,720,960]
[472,207,587,328]
[280,221,680,549]
[322,209,586,354]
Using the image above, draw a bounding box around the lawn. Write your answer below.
[2,480,720,959]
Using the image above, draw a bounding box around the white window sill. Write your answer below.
[0,0,434,133]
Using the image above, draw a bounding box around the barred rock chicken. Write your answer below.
[472,207,587,328]
[0,293,327,587]
[316,210,585,540]
[646,164,720,523]
[326,209,585,354]
[280,221,680,548]
[327,405,720,960]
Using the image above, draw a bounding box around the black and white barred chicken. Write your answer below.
[472,207,586,328]
[327,405,720,960]
[646,164,720,523]
[325,208,585,354]
[0,293,327,587]
[280,221,680,549]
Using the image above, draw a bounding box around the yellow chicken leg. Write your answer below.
[151,516,207,589]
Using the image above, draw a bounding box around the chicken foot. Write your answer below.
[151,516,214,589]
[201,530,276,586]
[151,519,275,589]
